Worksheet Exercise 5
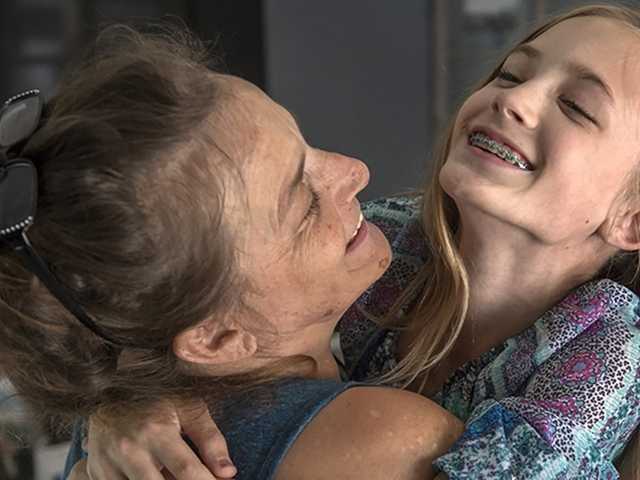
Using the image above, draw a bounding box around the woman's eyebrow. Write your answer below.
[511,44,614,105]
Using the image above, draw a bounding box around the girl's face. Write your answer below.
[440,17,640,246]
[219,77,391,336]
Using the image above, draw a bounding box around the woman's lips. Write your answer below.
[346,219,368,253]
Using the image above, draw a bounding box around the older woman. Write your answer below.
[0,24,463,480]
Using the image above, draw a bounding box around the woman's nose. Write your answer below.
[333,156,370,204]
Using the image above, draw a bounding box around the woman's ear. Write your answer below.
[173,321,258,366]
[601,204,640,252]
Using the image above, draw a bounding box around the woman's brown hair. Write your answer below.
[0,23,250,423]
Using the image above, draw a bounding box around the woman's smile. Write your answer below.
[346,212,367,253]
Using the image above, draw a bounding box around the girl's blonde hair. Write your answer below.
[382,4,640,477]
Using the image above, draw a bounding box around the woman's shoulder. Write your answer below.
[214,378,354,479]
[214,377,461,480]
[275,385,463,480]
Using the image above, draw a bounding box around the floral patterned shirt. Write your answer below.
[337,196,640,479]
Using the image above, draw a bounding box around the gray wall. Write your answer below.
[263,0,638,202]
[264,0,434,201]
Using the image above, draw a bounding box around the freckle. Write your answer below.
[378,256,390,269]
[369,409,382,418]
[585,219,590,224]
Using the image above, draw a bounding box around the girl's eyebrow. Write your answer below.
[510,44,615,105]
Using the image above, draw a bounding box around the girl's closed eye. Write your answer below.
[496,68,597,125]
[559,96,597,125]
[496,69,522,84]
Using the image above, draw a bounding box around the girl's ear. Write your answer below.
[600,204,640,252]
[173,320,258,366]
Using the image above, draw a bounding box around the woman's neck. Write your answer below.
[258,320,342,380]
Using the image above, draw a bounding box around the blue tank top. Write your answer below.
[63,378,361,480]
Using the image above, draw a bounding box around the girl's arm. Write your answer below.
[63,399,236,480]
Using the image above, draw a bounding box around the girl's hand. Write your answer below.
[85,400,236,480]
[68,459,178,480]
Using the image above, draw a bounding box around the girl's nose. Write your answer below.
[492,86,540,130]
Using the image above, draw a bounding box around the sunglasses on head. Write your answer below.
[0,89,123,347]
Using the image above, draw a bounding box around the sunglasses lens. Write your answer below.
[0,162,36,233]
[0,96,41,148]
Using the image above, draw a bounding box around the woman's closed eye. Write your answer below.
[303,186,320,223]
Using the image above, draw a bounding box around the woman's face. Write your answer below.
[218,77,391,335]
[440,17,640,246]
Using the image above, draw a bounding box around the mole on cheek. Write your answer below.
[585,219,590,224]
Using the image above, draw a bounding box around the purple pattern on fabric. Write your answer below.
[338,196,640,479]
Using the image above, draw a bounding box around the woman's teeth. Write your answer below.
[469,132,533,171]
[351,213,364,240]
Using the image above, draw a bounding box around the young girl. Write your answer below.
[73,5,640,479]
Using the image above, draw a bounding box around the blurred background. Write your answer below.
[0,0,636,478]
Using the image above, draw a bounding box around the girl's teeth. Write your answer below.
[469,132,532,171]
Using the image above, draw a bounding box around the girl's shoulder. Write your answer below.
[362,194,424,251]
[337,195,429,378]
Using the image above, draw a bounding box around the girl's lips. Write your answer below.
[468,127,535,170]
[346,219,368,253]
[466,139,531,172]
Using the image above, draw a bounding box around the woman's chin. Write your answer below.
[345,222,392,285]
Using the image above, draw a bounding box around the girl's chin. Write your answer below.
[438,160,470,201]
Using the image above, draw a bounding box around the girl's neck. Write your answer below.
[453,212,612,361]
[399,210,614,397]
